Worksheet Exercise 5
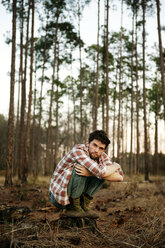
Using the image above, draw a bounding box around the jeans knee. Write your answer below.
[68,169,87,198]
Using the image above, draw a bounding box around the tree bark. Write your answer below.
[36,33,47,176]
[54,47,60,170]
[129,7,135,176]
[102,96,105,130]
[155,75,159,175]
[117,0,123,163]
[5,0,17,186]
[31,61,37,175]
[18,0,31,181]
[14,0,24,177]
[45,13,59,176]
[142,0,149,181]
[105,0,109,136]
[93,0,100,130]
[78,0,83,141]
[156,0,165,120]
[135,6,140,174]
[24,0,35,183]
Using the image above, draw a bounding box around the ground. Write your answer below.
[0,176,165,248]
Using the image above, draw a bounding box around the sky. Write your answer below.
[0,1,165,117]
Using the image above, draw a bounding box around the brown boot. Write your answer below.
[81,194,99,219]
[62,197,85,218]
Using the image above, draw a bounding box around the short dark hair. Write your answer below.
[88,130,110,149]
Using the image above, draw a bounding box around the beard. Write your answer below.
[90,153,99,161]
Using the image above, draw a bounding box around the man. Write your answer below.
[49,130,123,218]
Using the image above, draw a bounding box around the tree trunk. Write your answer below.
[78,0,83,141]
[112,90,116,160]
[105,0,109,135]
[102,96,105,130]
[45,13,59,176]
[54,47,60,170]
[117,0,123,163]
[93,0,100,130]
[5,0,17,186]
[18,0,31,181]
[142,0,149,181]
[71,78,76,144]
[31,61,37,175]
[135,6,140,174]
[155,75,159,175]
[14,0,23,177]
[129,8,135,176]
[24,0,35,183]
[156,0,165,120]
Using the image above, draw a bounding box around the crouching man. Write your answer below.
[49,130,123,218]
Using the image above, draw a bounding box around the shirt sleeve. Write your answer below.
[71,147,106,179]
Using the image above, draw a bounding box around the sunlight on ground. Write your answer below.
[0,175,51,186]
[0,173,164,187]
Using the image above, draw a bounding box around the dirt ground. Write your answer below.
[0,177,165,248]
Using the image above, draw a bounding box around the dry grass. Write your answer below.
[0,174,165,247]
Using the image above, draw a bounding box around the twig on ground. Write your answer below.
[3,226,33,235]
[93,225,141,248]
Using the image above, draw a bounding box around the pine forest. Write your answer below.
[0,0,165,185]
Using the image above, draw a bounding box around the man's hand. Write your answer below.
[75,165,92,177]
[103,162,123,181]
[111,162,122,172]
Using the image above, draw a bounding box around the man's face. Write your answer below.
[88,139,106,160]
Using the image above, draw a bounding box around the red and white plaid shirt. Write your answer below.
[49,143,114,206]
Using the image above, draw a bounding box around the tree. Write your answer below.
[93,0,100,130]
[45,2,60,175]
[34,31,51,176]
[0,115,8,170]
[117,0,123,163]
[147,70,163,175]
[5,0,17,186]
[23,0,35,183]
[135,3,140,174]
[105,0,109,136]
[14,0,24,177]
[156,0,165,120]
[142,0,149,181]
[18,0,31,181]
[129,0,135,176]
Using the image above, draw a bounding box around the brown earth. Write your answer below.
[0,177,165,248]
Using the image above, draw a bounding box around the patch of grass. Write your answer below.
[27,175,51,185]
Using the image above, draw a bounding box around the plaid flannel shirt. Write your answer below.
[49,143,114,206]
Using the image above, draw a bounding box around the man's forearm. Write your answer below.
[103,172,123,181]
[103,164,120,177]
[102,163,123,181]
[75,162,123,181]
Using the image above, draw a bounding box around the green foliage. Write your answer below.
[58,22,84,47]
[147,80,163,118]
[1,0,12,12]
[43,0,66,16]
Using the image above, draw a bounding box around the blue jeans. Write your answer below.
[49,169,104,209]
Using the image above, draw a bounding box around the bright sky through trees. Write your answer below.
[0,1,165,116]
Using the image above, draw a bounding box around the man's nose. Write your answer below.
[95,147,99,152]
